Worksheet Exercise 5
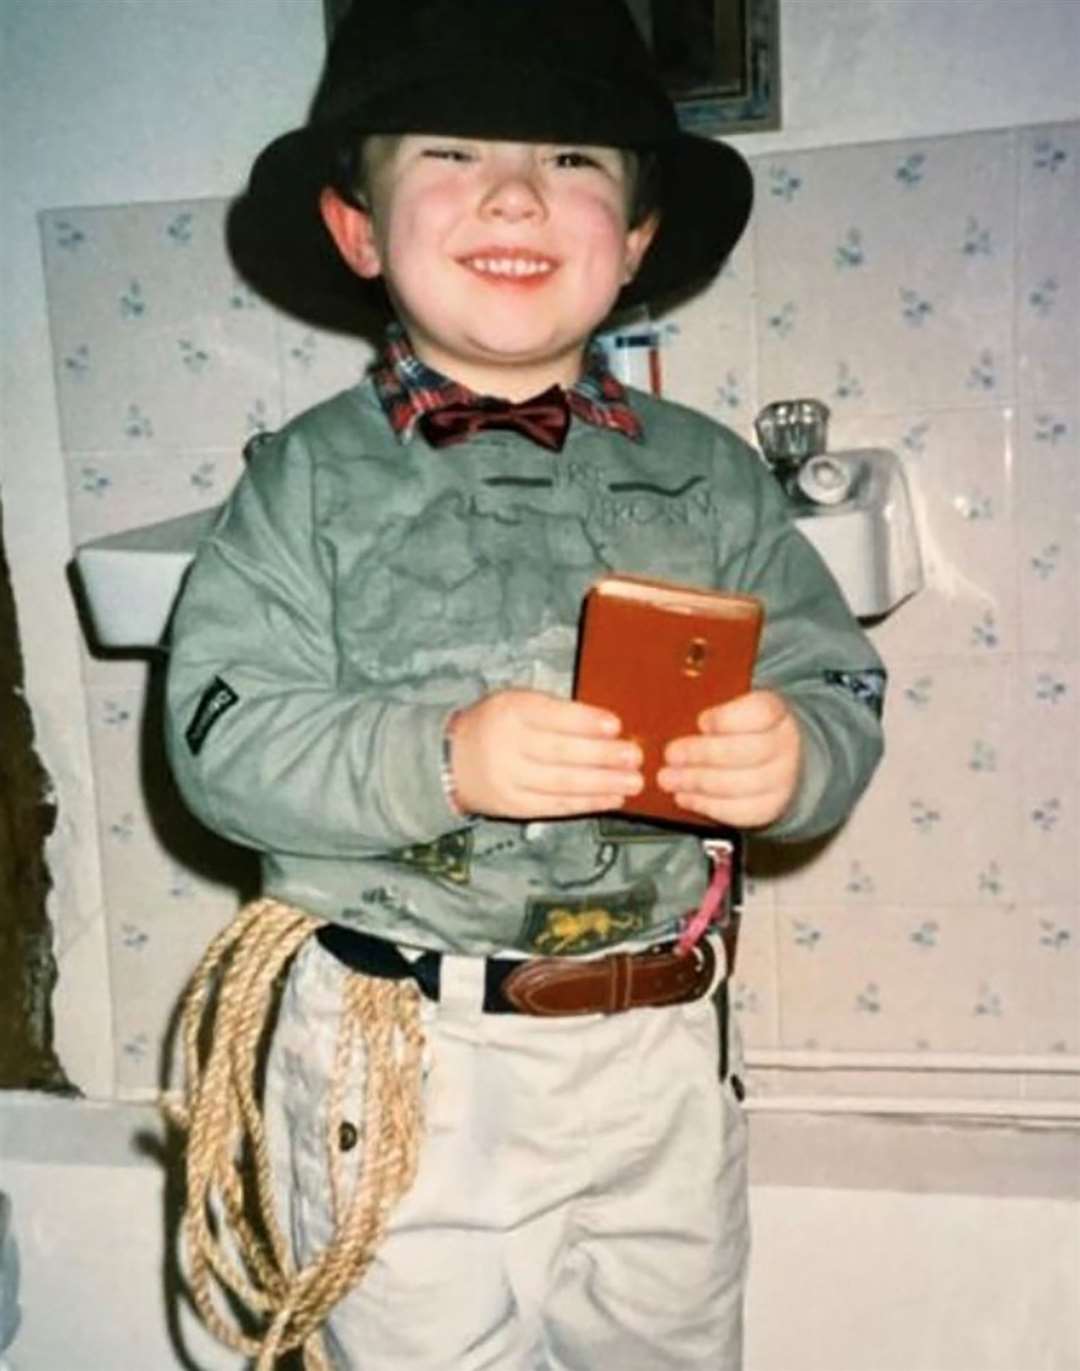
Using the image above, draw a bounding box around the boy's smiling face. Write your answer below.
[321,136,658,399]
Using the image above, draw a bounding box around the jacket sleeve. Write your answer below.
[715,438,887,842]
[164,434,464,858]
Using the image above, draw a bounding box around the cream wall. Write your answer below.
[748,0,1080,155]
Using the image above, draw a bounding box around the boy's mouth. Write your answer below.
[458,249,557,281]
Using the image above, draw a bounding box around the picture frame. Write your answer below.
[322,0,780,136]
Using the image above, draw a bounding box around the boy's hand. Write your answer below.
[452,689,644,819]
[656,689,801,829]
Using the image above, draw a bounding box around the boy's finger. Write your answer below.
[663,730,775,770]
[697,689,787,734]
[522,693,624,737]
[525,764,644,798]
[523,733,643,770]
[658,759,791,799]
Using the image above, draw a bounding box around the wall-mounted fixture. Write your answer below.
[75,507,216,651]
[755,399,924,620]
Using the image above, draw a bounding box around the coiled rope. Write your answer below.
[161,897,425,1369]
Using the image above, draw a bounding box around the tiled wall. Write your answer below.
[41,123,1079,1099]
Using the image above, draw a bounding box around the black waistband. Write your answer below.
[314,923,677,1015]
[316,923,447,1000]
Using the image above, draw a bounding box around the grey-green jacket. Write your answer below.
[165,381,885,956]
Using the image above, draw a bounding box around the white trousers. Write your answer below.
[265,938,750,1371]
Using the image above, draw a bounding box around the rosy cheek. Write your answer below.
[580,217,633,279]
[591,198,633,242]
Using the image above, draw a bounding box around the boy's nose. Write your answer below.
[478,160,547,222]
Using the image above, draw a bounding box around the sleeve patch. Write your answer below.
[185,676,239,755]
[824,667,887,718]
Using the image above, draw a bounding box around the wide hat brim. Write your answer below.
[226,0,753,335]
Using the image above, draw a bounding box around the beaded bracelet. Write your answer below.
[439,709,472,820]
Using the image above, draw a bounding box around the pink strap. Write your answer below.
[677,840,733,957]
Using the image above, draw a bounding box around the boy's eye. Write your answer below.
[551,150,603,170]
[421,145,475,163]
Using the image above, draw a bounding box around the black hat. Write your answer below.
[227,0,754,333]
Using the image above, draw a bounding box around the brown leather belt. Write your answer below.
[315,923,716,1017]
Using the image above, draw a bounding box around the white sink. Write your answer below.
[792,447,923,619]
[74,506,218,649]
[74,448,923,648]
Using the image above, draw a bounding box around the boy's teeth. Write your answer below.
[470,257,552,276]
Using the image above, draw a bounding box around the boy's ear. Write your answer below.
[319,186,383,279]
[622,212,661,285]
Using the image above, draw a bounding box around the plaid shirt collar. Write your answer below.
[371,324,644,445]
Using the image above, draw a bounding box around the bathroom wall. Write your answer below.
[31,120,1080,1108]
[669,119,1080,1111]
[6,0,1079,1108]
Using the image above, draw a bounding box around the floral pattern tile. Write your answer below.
[1017,906,1079,1058]
[86,682,257,1091]
[730,904,780,1052]
[1016,659,1079,907]
[863,407,1019,661]
[775,905,1028,1056]
[42,200,285,455]
[754,130,1017,416]
[278,317,376,418]
[658,232,758,443]
[64,446,242,545]
[1015,405,1079,659]
[39,122,1080,1098]
[768,658,1021,916]
[1017,124,1080,406]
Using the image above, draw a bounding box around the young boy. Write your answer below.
[165,2,885,1367]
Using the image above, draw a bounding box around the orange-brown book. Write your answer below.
[573,574,765,824]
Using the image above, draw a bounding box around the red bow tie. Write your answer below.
[418,386,570,452]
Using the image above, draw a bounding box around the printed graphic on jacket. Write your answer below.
[522,879,658,955]
[824,667,888,718]
[387,830,474,885]
[332,488,603,681]
[326,459,719,692]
